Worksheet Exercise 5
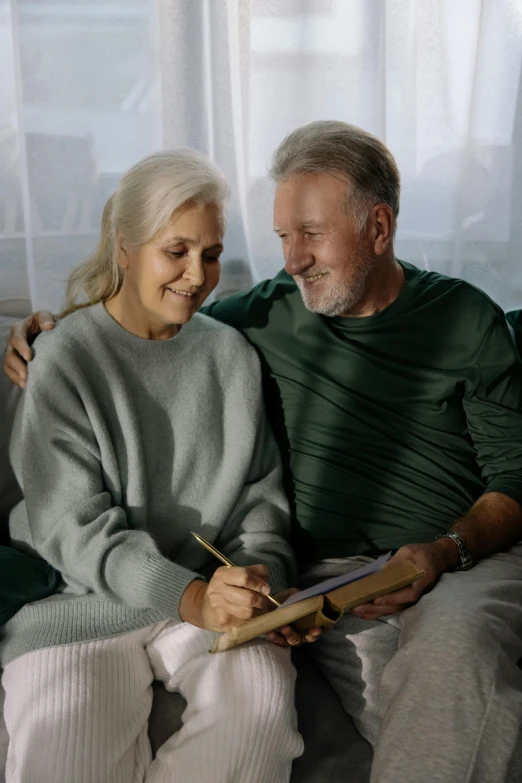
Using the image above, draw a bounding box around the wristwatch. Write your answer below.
[434,531,473,571]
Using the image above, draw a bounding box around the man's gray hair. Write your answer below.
[269,120,400,232]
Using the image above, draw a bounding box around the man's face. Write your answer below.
[273,173,376,317]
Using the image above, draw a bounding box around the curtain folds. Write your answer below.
[1,0,522,313]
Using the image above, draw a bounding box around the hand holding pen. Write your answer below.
[178,533,279,633]
[191,532,281,607]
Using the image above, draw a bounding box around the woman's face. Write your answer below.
[116,202,224,337]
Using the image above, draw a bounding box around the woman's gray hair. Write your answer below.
[269,120,400,233]
[62,149,229,316]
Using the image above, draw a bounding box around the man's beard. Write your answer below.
[295,251,374,318]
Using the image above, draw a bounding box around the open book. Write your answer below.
[210,558,424,653]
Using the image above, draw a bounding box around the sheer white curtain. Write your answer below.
[1,0,522,314]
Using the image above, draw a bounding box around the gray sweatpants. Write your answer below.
[299,545,522,783]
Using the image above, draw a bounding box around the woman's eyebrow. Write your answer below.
[162,236,224,251]
[162,235,195,245]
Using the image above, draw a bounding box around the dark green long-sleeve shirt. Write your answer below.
[203,261,522,560]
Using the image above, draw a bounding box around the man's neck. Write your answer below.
[340,255,405,318]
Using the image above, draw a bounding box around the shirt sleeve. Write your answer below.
[201,275,282,331]
[200,290,253,330]
[9,350,203,621]
[463,310,522,506]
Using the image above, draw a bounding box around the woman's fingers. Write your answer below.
[267,631,289,646]
[245,564,270,580]
[266,625,323,648]
[220,583,270,611]
[220,600,258,622]
[206,565,273,625]
[219,565,271,596]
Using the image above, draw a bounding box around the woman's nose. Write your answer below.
[184,259,205,287]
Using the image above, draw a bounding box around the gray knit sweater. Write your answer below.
[1,303,295,665]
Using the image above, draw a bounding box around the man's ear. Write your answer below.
[115,229,130,269]
[371,204,394,256]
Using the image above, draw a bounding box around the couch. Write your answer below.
[0,311,372,783]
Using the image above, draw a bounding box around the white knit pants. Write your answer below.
[2,620,303,783]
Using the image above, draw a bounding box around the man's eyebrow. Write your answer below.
[273,221,324,232]
[299,220,323,229]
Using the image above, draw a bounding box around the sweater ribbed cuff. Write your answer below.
[268,563,290,594]
[136,555,205,621]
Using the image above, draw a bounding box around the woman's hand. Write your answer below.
[4,311,56,388]
[179,565,273,632]
[266,587,323,648]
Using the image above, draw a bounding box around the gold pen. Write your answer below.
[191,531,281,607]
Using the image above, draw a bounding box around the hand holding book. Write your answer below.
[265,588,324,648]
[189,533,424,654]
[211,557,425,653]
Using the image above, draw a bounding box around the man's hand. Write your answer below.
[4,310,56,388]
[179,564,274,632]
[350,540,459,621]
[266,587,323,648]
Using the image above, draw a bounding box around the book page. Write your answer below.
[280,552,392,608]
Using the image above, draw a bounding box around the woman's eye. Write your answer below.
[168,251,186,258]
[204,255,221,263]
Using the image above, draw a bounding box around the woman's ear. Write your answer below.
[115,229,130,269]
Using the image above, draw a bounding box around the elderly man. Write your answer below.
[5,121,522,783]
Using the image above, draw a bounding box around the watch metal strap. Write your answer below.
[434,531,473,571]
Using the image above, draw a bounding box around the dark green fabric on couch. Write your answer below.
[0,546,60,627]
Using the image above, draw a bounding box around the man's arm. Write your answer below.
[3,311,56,387]
[354,310,522,620]
[448,491,522,561]
[352,491,522,620]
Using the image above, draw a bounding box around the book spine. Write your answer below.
[210,595,326,653]
[292,606,341,633]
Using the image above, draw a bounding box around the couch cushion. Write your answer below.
[291,649,372,782]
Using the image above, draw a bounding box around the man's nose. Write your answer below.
[284,238,313,277]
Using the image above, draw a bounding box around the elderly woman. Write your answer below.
[0,150,306,783]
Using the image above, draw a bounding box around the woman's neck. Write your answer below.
[105,287,181,341]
